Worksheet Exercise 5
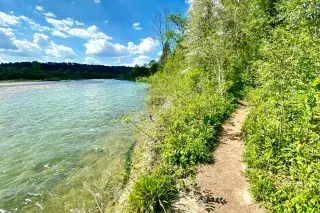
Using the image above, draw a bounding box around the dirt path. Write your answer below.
[173,103,265,213]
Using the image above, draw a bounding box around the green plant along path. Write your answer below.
[126,0,320,212]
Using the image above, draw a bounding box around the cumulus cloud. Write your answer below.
[45,41,75,58]
[132,55,150,66]
[75,21,85,26]
[33,33,50,48]
[0,28,17,50]
[85,37,159,57]
[43,12,56,18]
[11,39,42,57]
[121,55,152,67]
[19,16,52,32]
[127,37,160,54]
[94,0,101,4]
[0,12,19,26]
[0,12,51,32]
[133,22,142,30]
[46,17,111,40]
[68,25,111,39]
[0,54,6,63]
[85,39,128,57]
[35,6,44,11]
[85,56,101,65]
[46,17,73,32]
[0,29,75,59]
[52,30,69,38]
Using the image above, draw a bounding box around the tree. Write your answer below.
[153,8,175,64]
[149,60,159,74]
[31,61,41,72]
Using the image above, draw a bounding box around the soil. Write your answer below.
[172,103,265,213]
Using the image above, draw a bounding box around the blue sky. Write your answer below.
[0,0,190,66]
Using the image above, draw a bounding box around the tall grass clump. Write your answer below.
[128,171,177,213]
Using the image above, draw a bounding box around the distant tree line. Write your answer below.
[0,61,160,81]
[0,61,134,81]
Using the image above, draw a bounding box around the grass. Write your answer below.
[127,170,178,213]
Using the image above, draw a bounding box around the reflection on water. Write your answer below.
[0,80,147,212]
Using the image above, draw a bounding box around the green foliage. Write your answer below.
[128,65,150,80]
[149,60,159,74]
[0,62,132,81]
[242,0,320,212]
[128,0,320,212]
[31,61,41,72]
[128,170,177,213]
[155,67,235,168]
[121,61,160,81]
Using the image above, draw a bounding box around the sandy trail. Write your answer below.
[173,103,265,213]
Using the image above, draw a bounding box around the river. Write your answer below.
[0,79,147,212]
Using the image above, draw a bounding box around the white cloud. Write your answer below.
[85,37,159,58]
[45,41,75,58]
[52,30,69,38]
[46,17,73,32]
[33,33,50,48]
[94,0,101,4]
[0,28,42,57]
[68,25,111,39]
[35,5,44,11]
[133,55,150,66]
[19,15,52,32]
[121,55,151,67]
[0,54,6,63]
[46,17,111,40]
[0,12,50,32]
[43,12,56,18]
[113,56,124,64]
[85,39,128,57]
[0,12,19,26]
[12,39,42,57]
[0,28,17,50]
[127,37,159,54]
[132,22,142,30]
[103,20,108,24]
[75,21,85,26]
[85,56,100,65]
[0,29,75,59]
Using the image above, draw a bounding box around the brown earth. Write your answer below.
[172,103,265,213]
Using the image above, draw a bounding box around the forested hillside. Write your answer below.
[125,0,320,212]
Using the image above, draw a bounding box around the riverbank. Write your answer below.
[120,0,320,212]
[119,47,239,212]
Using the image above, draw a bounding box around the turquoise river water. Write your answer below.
[0,80,147,212]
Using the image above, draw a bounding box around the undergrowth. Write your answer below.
[126,45,237,212]
[126,0,320,212]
